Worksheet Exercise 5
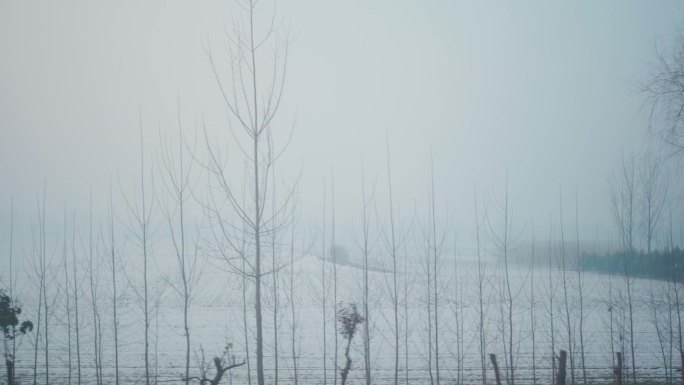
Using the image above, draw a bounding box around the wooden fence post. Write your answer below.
[555,350,566,385]
[615,352,623,385]
[489,354,502,385]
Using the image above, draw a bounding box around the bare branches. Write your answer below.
[642,33,684,154]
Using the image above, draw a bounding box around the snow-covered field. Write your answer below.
[8,252,680,384]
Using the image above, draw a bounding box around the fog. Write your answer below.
[4,2,684,385]
[2,1,682,245]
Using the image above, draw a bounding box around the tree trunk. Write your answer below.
[340,338,353,385]
[6,359,14,385]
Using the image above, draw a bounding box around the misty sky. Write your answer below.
[1,1,683,248]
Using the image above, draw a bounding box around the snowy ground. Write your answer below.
[7,252,680,385]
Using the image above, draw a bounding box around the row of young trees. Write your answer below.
[4,164,684,385]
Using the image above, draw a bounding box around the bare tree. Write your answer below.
[40,190,49,385]
[424,220,434,385]
[205,2,291,384]
[7,198,17,385]
[287,188,299,385]
[331,172,339,385]
[452,232,465,385]
[642,32,684,154]
[159,106,201,385]
[121,116,155,385]
[29,186,49,385]
[271,164,280,385]
[357,162,373,385]
[86,193,103,385]
[63,204,73,385]
[547,213,557,383]
[638,152,668,255]
[381,136,400,385]
[106,183,122,385]
[429,155,442,385]
[321,182,328,385]
[609,154,638,384]
[558,188,574,385]
[71,212,83,385]
[487,174,517,385]
[529,224,537,385]
[574,191,586,385]
[667,207,684,385]
[474,188,487,384]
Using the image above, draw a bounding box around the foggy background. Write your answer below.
[2,0,683,248]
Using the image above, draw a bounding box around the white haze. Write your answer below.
[1,0,683,247]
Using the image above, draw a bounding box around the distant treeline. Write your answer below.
[581,248,684,283]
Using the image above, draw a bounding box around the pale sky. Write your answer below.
[1,1,683,249]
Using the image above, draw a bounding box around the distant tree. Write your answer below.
[159,105,200,385]
[1,291,34,385]
[637,152,668,255]
[642,31,684,154]
[487,174,518,385]
[609,155,638,384]
[338,303,364,385]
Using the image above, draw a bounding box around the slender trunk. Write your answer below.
[8,198,15,385]
[502,176,514,385]
[40,188,49,385]
[672,268,683,385]
[8,197,15,385]
[670,210,683,385]
[88,193,102,385]
[271,167,279,385]
[139,117,151,385]
[530,229,536,385]
[72,213,82,385]
[426,238,434,385]
[559,190,574,385]
[340,337,354,385]
[360,165,371,385]
[624,252,636,384]
[64,204,72,385]
[575,193,587,385]
[430,158,439,385]
[32,269,42,385]
[247,4,265,384]
[386,136,399,385]
[331,174,338,385]
[608,259,615,381]
[290,196,298,385]
[321,183,327,385]
[109,185,120,385]
[154,294,159,385]
[650,283,668,382]
[403,242,409,385]
[549,215,556,383]
[475,190,486,384]
[453,236,464,385]
[32,192,45,385]
[242,235,252,385]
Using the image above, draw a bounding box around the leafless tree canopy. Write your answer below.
[643,31,684,154]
